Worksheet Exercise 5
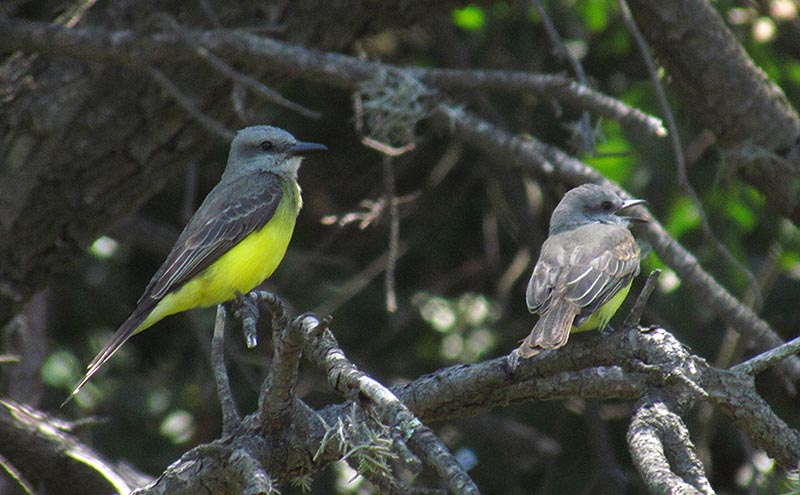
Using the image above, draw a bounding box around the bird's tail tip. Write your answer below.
[516,341,541,359]
[517,303,577,358]
[59,394,74,408]
[61,308,150,407]
[61,365,99,407]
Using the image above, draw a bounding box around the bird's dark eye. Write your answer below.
[260,140,274,151]
[601,200,613,211]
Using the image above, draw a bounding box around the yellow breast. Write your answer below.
[571,280,633,333]
[137,182,300,333]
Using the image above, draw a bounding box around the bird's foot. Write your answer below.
[231,291,261,348]
[505,349,522,375]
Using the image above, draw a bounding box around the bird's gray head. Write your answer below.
[549,184,646,235]
[223,125,326,181]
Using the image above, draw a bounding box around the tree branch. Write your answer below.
[4,324,797,494]
[628,393,714,495]
[0,399,151,495]
[625,0,800,224]
[299,314,480,495]
[0,19,663,138]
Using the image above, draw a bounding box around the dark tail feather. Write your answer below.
[518,301,579,358]
[62,303,153,407]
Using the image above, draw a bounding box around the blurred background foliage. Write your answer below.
[18,0,800,493]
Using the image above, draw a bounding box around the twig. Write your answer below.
[713,240,781,369]
[196,44,321,119]
[0,452,37,495]
[619,0,760,303]
[623,269,661,328]
[155,14,321,120]
[383,154,400,312]
[212,305,240,435]
[362,137,416,157]
[413,68,665,137]
[731,335,800,376]
[531,0,594,154]
[145,65,234,140]
[314,242,409,317]
[299,314,481,495]
[695,240,782,464]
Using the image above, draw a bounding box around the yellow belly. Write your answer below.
[136,199,297,333]
[572,281,632,333]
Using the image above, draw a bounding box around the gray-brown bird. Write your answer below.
[519,184,645,358]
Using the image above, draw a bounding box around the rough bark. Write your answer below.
[626,0,800,223]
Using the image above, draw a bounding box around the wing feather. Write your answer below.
[143,171,284,301]
[526,223,640,322]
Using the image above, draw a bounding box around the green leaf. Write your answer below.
[452,5,486,32]
[578,0,612,32]
[725,200,757,231]
[786,61,800,85]
[665,196,701,238]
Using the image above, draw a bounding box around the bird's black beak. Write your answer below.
[289,141,328,155]
[617,198,648,223]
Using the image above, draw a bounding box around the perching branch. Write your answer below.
[144,65,234,141]
[211,305,240,436]
[3,321,797,495]
[531,0,595,154]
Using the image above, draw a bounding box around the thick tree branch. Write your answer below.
[625,0,800,224]
[628,394,714,495]
[0,399,151,495]
[4,325,797,494]
[0,19,662,137]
